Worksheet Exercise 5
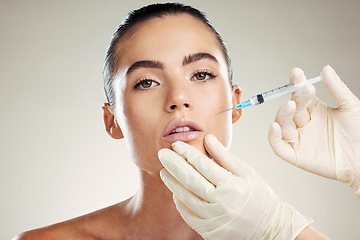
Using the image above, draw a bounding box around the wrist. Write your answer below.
[295,225,329,240]
[336,163,360,197]
[266,203,313,240]
[348,170,360,198]
[283,204,313,240]
[355,187,360,199]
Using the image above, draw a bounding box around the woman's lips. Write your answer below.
[162,118,203,142]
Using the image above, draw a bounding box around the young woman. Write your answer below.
[15,3,331,239]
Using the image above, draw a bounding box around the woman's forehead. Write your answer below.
[115,14,226,70]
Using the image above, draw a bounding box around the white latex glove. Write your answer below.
[268,66,360,198]
[158,135,313,240]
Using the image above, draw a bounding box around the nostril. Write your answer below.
[169,103,190,110]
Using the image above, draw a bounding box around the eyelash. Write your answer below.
[133,69,217,90]
[191,69,217,82]
[133,78,159,90]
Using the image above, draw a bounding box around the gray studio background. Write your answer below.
[1,0,359,239]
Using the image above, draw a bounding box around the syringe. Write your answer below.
[216,76,322,114]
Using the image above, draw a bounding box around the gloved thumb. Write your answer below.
[322,65,359,110]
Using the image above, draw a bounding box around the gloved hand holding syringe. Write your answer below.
[217,75,322,114]
[268,66,360,198]
[217,66,360,198]
[219,66,360,197]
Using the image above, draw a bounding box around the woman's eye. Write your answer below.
[192,71,216,81]
[134,79,159,89]
[194,72,207,80]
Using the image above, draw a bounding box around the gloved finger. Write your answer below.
[291,84,316,128]
[289,67,306,84]
[204,134,252,178]
[290,67,318,116]
[172,141,233,186]
[268,122,297,165]
[274,100,299,143]
[160,169,222,218]
[322,65,360,110]
[158,148,215,201]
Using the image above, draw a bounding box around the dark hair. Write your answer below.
[103,3,233,107]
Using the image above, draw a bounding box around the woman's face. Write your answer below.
[105,14,241,172]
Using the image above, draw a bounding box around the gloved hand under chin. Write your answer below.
[268,65,360,198]
[158,135,313,240]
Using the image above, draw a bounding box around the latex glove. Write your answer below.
[268,66,360,197]
[158,135,312,240]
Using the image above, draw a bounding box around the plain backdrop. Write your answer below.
[1,0,359,239]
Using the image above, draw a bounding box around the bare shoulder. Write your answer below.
[12,218,96,240]
[13,199,131,240]
[12,225,80,240]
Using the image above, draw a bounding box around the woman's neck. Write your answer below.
[123,169,202,240]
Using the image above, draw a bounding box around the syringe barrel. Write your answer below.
[259,82,301,103]
[247,76,321,107]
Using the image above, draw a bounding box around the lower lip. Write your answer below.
[162,131,203,142]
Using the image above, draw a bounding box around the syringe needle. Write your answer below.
[215,99,251,115]
[215,107,235,115]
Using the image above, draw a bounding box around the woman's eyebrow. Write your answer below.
[183,52,219,66]
[126,60,164,76]
[125,53,217,76]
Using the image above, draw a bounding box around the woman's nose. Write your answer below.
[165,82,192,112]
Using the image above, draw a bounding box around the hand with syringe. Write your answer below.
[267,66,360,198]
[217,75,322,114]
[218,65,360,197]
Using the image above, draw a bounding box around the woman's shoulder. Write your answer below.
[13,199,131,240]
[12,224,84,240]
[12,216,102,240]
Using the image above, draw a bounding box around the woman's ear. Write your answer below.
[231,85,242,124]
[102,103,124,139]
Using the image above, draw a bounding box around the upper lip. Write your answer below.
[162,118,203,137]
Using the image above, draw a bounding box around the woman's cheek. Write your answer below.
[208,84,233,147]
